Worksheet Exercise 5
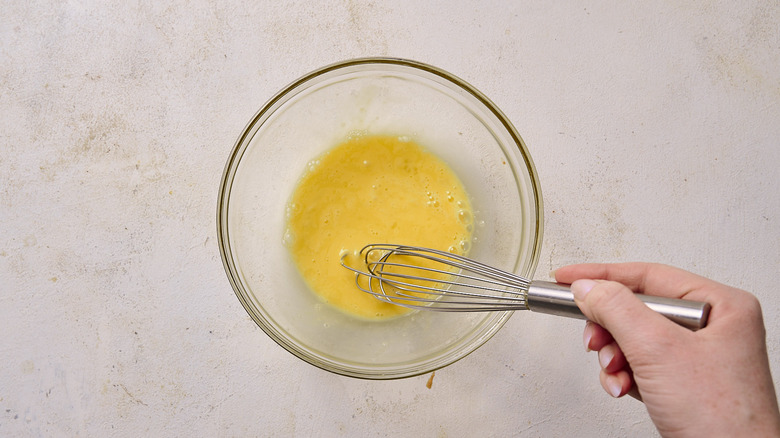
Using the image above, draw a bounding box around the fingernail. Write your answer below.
[599,347,614,369]
[548,269,557,280]
[583,322,593,351]
[571,279,597,300]
[606,375,622,398]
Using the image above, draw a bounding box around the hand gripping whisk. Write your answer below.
[340,244,710,330]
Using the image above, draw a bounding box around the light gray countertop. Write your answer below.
[2,1,778,436]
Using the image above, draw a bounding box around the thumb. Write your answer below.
[571,279,677,346]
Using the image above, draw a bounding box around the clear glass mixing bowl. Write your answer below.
[217,58,543,379]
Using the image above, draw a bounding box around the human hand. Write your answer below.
[554,263,780,437]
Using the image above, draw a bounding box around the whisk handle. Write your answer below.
[526,281,710,331]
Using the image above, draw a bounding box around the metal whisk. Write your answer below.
[340,244,710,331]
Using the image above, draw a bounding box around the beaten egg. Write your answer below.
[284,135,474,320]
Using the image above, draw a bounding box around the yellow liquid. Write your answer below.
[285,135,474,320]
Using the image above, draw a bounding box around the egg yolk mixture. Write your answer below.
[284,135,474,320]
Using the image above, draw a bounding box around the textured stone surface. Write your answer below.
[1,1,778,436]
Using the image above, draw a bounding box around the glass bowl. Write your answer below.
[217,58,543,379]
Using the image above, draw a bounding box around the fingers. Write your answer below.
[558,263,752,330]
[600,368,633,398]
[583,320,612,351]
[571,278,688,363]
[598,342,626,374]
[554,262,716,302]
[574,278,680,401]
[571,279,676,339]
[584,322,632,397]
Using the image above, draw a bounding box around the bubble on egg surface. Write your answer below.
[457,209,472,225]
[282,228,295,247]
[285,202,298,219]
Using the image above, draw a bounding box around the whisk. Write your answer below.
[340,244,710,331]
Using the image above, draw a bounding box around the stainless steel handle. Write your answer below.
[526,281,711,331]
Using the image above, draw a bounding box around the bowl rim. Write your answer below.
[217,57,544,379]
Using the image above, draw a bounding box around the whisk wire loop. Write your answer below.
[366,245,530,288]
[339,244,530,312]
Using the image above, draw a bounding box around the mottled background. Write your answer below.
[1,1,778,436]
